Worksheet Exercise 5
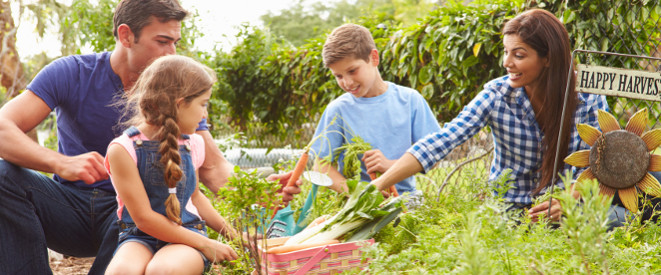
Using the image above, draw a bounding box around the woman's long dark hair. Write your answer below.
[503,9,578,194]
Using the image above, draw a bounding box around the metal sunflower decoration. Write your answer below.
[564,108,661,212]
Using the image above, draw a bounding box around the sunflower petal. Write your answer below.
[575,168,595,187]
[641,128,661,151]
[637,173,661,197]
[577,124,602,147]
[625,108,648,136]
[598,184,616,198]
[618,187,639,213]
[650,155,661,172]
[564,150,590,167]
[598,109,621,133]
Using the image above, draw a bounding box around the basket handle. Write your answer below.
[294,244,332,275]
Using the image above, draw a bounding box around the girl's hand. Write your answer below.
[200,239,238,263]
[528,198,563,222]
[362,149,395,175]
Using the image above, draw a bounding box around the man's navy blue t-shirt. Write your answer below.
[27,52,209,192]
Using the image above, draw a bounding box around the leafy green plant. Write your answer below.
[210,166,282,274]
[557,174,613,274]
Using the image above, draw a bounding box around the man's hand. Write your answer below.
[54,152,108,184]
[362,149,395,175]
[267,171,301,205]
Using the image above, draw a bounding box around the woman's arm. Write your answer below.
[370,153,423,191]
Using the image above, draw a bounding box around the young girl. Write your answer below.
[104,55,238,274]
[371,9,612,222]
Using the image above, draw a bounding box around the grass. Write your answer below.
[205,143,661,274]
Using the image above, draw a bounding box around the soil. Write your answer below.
[50,256,93,275]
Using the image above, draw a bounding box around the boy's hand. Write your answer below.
[362,149,395,175]
[267,171,302,205]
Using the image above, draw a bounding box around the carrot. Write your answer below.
[271,149,310,218]
[266,239,339,254]
[389,185,399,197]
[287,149,310,187]
[369,172,398,197]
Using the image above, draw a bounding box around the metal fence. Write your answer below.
[571,1,661,124]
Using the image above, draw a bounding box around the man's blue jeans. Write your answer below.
[0,160,118,275]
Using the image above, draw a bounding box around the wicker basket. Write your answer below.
[259,237,374,275]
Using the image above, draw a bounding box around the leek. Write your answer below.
[284,181,404,246]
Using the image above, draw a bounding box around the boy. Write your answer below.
[310,23,441,200]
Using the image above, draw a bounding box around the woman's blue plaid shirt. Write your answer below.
[409,76,609,204]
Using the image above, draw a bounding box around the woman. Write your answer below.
[371,9,608,223]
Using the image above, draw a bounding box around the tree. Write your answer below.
[0,1,26,100]
[260,0,438,47]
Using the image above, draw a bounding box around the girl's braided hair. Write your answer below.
[125,55,216,224]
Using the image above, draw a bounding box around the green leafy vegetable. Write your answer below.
[284,181,404,246]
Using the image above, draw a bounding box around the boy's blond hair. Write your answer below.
[322,23,376,67]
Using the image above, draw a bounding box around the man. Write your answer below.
[0,0,298,274]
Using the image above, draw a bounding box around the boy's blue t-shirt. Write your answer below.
[27,52,209,192]
[309,82,441,194]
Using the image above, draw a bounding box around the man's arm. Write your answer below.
[196,130,233,193]
[0,91,107,184]
[196,129,302,202]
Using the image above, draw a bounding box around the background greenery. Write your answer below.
[12,0,661,147]
[209,0,661,147]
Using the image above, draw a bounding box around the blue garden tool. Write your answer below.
[266,171,332,238]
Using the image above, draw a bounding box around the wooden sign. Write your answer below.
[575,64,661,102]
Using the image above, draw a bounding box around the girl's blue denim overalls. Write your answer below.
[116,126,209,267]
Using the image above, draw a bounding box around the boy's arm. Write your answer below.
[313,158,348,193]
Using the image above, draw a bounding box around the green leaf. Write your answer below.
[473,43,482,57]
[421,84,435,100]
[418,64,433,84]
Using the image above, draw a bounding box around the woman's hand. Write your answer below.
[200,239,239,263]
[528,197,563,222]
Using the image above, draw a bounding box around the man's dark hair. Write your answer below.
[113,0,188,42]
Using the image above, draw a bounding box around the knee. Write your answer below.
[0,160,24,188]
[105,264,145,275]
[0,159,18,178]
[0,160,43,191]
[145,260,203,275]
